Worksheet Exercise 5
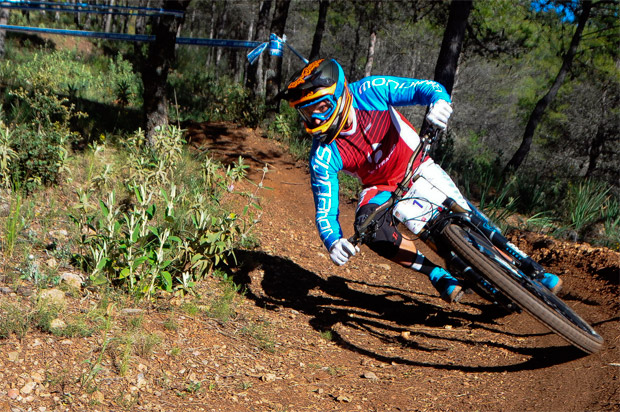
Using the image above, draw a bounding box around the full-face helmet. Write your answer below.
[283,59,352,145]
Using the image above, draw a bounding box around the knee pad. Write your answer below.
[355,203,402,259]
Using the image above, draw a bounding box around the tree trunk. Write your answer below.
[72,0,83,28]
[504,1,593,174]
[104,0,115,33]
[0,8,9,59]
[141,0,190,143]
[246,0,272,97]
[135,0,150,34]
[421,0,471,133]
[433,0,472,95]
[364,2,381,78]
[214,8,228,72]
[348,16,362,80]
[264,0,291,113]
[364,30,376,77]
[309,0,329,62]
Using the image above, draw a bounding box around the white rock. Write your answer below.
[362,371,378,380]
[20,381,36,395]
[30,372,45,384]
[38,289,66,308]
[50,319,66,330]
[60,272,83,289]
[261,373,277,382]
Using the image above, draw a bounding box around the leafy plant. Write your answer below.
[206,273,243,323]
[0,120,17,189]
[564,179,611,236]
[108,53,140,107]
[71,126,261,298]
[0,302,31,339]
[4,192,24,258]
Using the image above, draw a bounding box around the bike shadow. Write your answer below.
[230,249,588,372]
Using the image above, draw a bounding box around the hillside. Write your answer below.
[0,122,618,412]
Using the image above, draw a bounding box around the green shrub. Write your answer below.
[0,120,17,189]
[564,179,611,237]
[107,53,141,107]
[169,68,264,126]
[8,124,74,192]
[0,302,30,339]
[71,126,261,298]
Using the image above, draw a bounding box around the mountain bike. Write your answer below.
[349,127,604,354]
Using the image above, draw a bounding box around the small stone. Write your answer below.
[120,308,144,315]
[20,381,36,395]
[60,272,83,289]
[362,371,378,380]
[30,372,45,384]
[261,373,277,382]
[50,319,66,330]
[444,325,453,330]
[336,393,353,402]
[136,374,147,388]
[91,391,104,403]
[401,331,410,339]
[7,388,19,399]
[8,352,19,362]
[38,289,66,308]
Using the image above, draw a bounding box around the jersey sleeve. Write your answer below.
[309,139,344,250]
[350,76,451,110]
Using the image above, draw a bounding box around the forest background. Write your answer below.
[0,0,617,298]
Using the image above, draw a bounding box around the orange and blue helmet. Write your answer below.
[283,59,352,145]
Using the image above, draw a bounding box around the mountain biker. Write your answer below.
[280,58,562,302]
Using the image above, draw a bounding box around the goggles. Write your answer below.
[296,95,336,127]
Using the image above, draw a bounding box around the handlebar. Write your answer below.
[348,125,441,246]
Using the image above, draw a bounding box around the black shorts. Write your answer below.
[355,203,402,259]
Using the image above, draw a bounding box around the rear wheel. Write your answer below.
[441,223,603,354]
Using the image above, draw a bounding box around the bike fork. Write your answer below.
[465,202,546,280]
[446,251,519,312]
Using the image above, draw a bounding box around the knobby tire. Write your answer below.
[441,224,603,354]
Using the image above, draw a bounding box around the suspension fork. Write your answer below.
[463,201,546,278]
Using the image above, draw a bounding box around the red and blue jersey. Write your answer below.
[309,76,451,250]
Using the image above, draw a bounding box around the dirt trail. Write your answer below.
[0,121,618,412]
[184,122,619,412]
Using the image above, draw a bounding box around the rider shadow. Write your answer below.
[230,249,588,372]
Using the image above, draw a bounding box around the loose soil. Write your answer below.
[1,121,618,412]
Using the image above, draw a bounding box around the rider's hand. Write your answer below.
[426,99,453,130]
[329,238,359,266]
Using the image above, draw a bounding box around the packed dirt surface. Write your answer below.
[1,121,618,412]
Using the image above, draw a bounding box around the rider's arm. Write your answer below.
[309,139,344,250]
[351,76,451,109]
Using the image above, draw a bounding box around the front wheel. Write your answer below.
[441,223,603,354]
